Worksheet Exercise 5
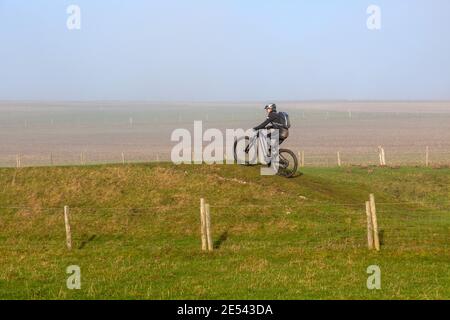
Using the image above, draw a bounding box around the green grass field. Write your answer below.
[0,163,449,299]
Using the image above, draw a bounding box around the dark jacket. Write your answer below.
[253,111,288,131]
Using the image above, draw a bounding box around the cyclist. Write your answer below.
[253,103,289,145]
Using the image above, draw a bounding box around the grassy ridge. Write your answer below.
[0,164,449,299]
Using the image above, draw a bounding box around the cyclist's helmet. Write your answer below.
[264,103,277,112]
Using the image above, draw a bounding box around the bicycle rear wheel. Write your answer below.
[277,149,298,178]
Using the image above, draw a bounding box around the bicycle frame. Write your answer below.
[235,129,297,178]
[246,129,280,166]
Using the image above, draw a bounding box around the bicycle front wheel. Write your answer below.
[233,136,254,165]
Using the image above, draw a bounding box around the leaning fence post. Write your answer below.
[369,194,380,251]
[365,201,374,250]
[64,206,72,250]
[378,147,386,166]
[205,203,213,251]
[200,198,207,251]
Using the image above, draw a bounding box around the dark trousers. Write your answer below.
[268,129,289,147]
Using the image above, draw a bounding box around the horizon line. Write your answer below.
[1,99,450,104]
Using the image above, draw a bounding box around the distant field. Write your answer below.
[2,101,450,167]
[0,163,448,299]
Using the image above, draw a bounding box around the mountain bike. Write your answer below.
[233,129,298,178]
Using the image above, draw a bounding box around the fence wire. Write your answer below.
[1,202,448,251]
[3,148,450,168]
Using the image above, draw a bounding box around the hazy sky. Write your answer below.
[0,0,449,101]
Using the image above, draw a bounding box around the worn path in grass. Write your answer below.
[0,164,449,299]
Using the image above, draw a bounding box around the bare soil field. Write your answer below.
[1,101,450,167]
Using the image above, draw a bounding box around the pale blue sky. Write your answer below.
[0,0,449,101]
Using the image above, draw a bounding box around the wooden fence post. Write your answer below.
[425,146,429,167]
[200,198,207,251]
[205,203,213,251]
[369,194,380,251]
[378,147,386,166]
[378,146,383,166]
[337,151,341,167]
[121,152,125,165]
[298,151,305,167]
[16,154,21,168]
[64,206,72,250]
[50,152,53,166]
[365,201,374,250]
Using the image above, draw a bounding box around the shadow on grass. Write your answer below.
[78,235,97,249]
[379,229,385,246]
[292,171,303,178]
[214,231,229,249]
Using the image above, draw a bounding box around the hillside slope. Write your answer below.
[0,164,449,299]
